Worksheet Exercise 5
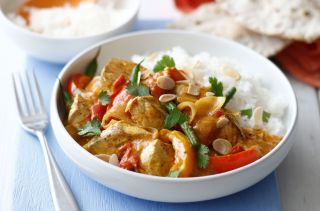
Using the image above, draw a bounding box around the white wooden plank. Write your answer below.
[0,31,26,211]
[277,77,320,211]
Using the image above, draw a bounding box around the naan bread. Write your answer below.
[169,3,289,57]
[219,0,320,43]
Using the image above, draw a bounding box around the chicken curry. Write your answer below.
[62,53,282,177]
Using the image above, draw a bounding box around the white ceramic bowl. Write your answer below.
[51,30,297,202]
[0,0,140,63]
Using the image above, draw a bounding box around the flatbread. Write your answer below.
[219,0,320,43]
[169,3,289,57]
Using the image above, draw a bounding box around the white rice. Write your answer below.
[132,47,287,135]
[7,1,130,38]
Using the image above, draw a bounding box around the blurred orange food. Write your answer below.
[275,39,320,87]
[174,0,214,13]
[17,0,95,22]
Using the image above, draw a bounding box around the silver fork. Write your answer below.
[12,71,79,211]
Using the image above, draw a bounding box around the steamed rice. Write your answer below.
[132,47,287,135]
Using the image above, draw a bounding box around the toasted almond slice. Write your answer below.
[212,138,232,155]
[205,91,215,97]
[159,94,177,103]
[156,76,176,90]
[109,154,119,166]
[253,106,263,128]
[216,116,230,128]
[223,68,241,81]
[187,83,200,96]
[176,80,190,84]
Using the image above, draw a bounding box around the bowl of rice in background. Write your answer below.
[51,30,298,202]
[0,0,140,63]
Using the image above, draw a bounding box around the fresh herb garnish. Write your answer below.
[98,91,110,106]
[126,60,150,96]
[153,55,176,72]
[168,170,180,178]
[164,106,188,129]
[209,77,223,96]
[180,121,198,147]
[59,80,73,110]
[240,108,271,123]
[164,102,209,168]
[84,47,101,79]
[197,144,209,169]
[263,111,271,123]
[130,60,144,84]
[78,118,101,136]
[240,108,253,118]
[126,84,150,96]
[208,77,236,107]
[223,87,237,108]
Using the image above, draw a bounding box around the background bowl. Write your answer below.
[0,0,140,63]
[51,30,297,202]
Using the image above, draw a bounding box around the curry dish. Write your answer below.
[62,55,282,177]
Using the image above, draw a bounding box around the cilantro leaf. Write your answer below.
[164,102,199,146]
[168,170,180,178]
[126,59,150,97]
[197,144,209,169]
[164,107,187,129]
[263,111,271,123]
[78,118,101,136]
[240,108,253,119]
[98,91,110,106]
[223,87,237,108]
[59,80,72,110]
[209,77,223,96]
[153,55,176,72]
[126,84,150,96]
[84,47,101,79]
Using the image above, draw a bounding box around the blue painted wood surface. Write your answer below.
[11,20,281,211]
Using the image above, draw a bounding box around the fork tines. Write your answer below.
[12,71,46,118]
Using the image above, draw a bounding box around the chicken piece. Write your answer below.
[215,121,242,146]
[138,139,174,176]
[192,116,217,146]
[83,120,158,155]
[126,96,167,129]
[100,58,146,94]
[68,93,93,129]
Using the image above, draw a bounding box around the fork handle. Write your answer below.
[36,131,80,211]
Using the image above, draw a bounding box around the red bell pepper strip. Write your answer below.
[67,73,91,96]
[118,143,139,170]
[209,147,261,173]
[167,67,186,81]
[150,85,165,99]
[91,102,107,121]
[111,74,127,96]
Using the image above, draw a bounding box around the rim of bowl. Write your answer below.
[51,29,298,183]
[0,0,140,41]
